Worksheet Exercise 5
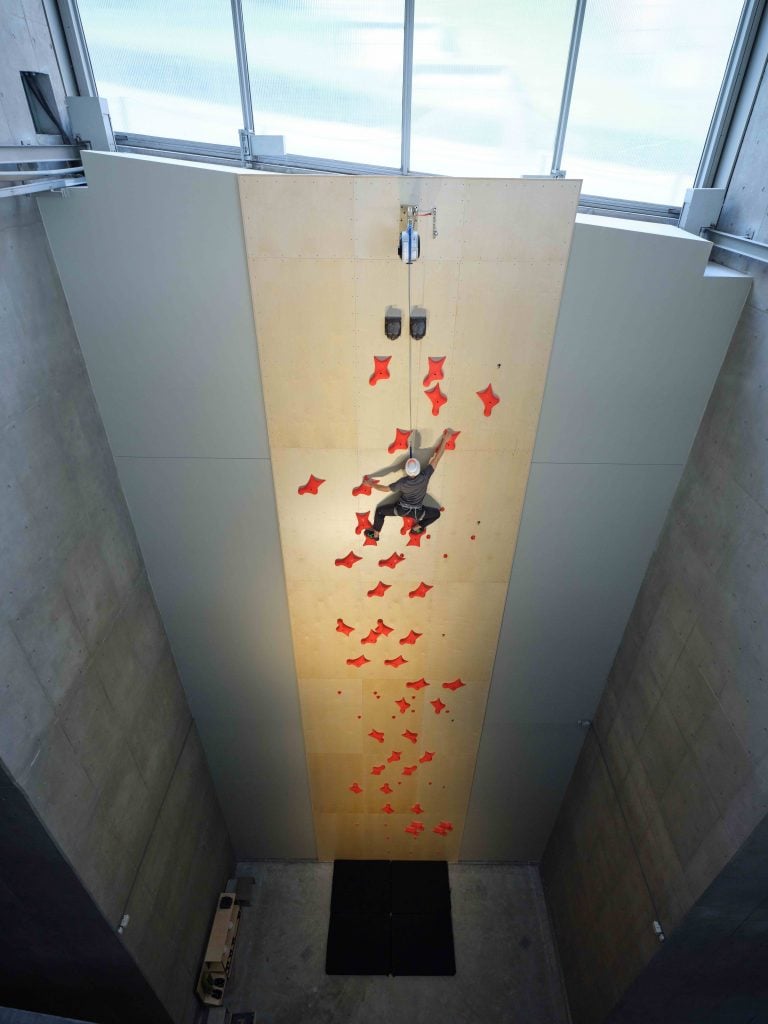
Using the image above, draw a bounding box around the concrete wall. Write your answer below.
[540,58,768,1024]
[1,12,234,1019]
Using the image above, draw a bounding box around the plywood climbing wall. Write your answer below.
[239,175,580,860]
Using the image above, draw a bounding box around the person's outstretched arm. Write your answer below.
[428,431,450,469]
[365,475,396,493]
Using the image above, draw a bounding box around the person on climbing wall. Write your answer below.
[364,430,451,541]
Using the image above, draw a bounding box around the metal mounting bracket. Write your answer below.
[238,130,285,168]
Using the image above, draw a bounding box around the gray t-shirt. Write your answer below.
[390,464,434,507]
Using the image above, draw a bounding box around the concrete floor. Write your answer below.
[223,862,569,1024]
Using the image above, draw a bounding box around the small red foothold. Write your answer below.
[423,356,446,387]
[368,729,385,743]
[380,783,393,794]
[411,803,424,815]
[395,698,411,714]
[361,629,380,645]
[443,678,465,691]
[399,630,422,646]
[352,476,379,497]
[371,764,386,775]
[470,534,476,540]
[400,516,417,536]
[430,698,447,714]
[425,383,447,416]
[409,582,433,599]
[382,803,395,814]
[349,782,363,794]
[477,383,500,417]
[443,553,448,559]
[367,581,391,598]
[388,427,411,454]
[385,655,408,668]
[443,429,460,450]
[347,655,369,668]
[355,511,373,535]
[335,551,362,569]
[406,678,429,691]
[298,474,325,495]
[419,750,435,763]
[375,618,393,636]
[387,750,401,763]
[379,551,405,570]
[402,729,418,744]
[402,765,418,776]
[336,618,354,636]
[369,355,391,387]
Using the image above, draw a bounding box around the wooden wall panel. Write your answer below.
[239,174,579,860]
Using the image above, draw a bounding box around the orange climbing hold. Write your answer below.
[395,698,411,714]
[406,678,429,691]
[443,678,465,691]
[355,511,373,535]
[430,698,447,714]
[477,383,500,417]
[335,551,362,568]
[423,356,445,387]
[419,750,435,763]
[369,729,385,743]
[352,476,379,497]
[369,355,391,386]
[361,629,380,645]
[388,427,411,454]
[375,618,393,636]
[367,581,391,598]
[385,655,408,668]
[402,729,418,744]
[443,429,460,450]
[298,474,325,496]
[425,383,447,416]
[387,750,402,763]
[347,655,369,668]
[409,582,433,599]
[349,782,363,794]
[379,551,405,570]
[336,618,354,636]
[399,630,421,646]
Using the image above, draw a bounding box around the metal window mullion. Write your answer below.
[54,0,97,96]
[551,0,587,177]
[230,0,255,148]
[400,0,415,175]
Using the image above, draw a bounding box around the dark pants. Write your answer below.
[373,501,441,534]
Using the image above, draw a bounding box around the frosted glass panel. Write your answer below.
[562,0,744,205]
[410,0,574,176]
[77,0,242,145]
[242,0,403,167]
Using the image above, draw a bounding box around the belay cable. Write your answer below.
[407,220,414,460]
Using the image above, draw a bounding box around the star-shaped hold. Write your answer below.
[367,581,391,598]
[349,782,363,794]
[375,618,393,635]
[347,655,369,668]
[419,750,435,763]
[402,765,418,776]
[379,551,405,570]
[382,803,395,814]
[335,551,362,569]
[369,355,391,387]
[385,655,407,668]
[298,474,325,496]
[442,678,465,691]
[399,516,417,536]
[336,618,354,636]
[355,511,373,535]
[407,531,422,547]
[406,678,429,691]
[405,821,424,836]
[443,429,460,450]
[477,383,500,417]
[395,698,411,714]
[402,729,418,743]
[430,698,447,714]
[361,629,380,645]
[425,383,447,416]
[380,783,393,794]
[371,764,386,775]
[388,427,411,454]
[411,802,424,815]
[368,729,385,743]
[387,750,401,763]
[433,822,451,836]
[409,582,433,599]
[423,356,446,387]
[399,630,421,646]
[352,475,379,497]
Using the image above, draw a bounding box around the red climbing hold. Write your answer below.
[355,511,373,535]
[443,429,460,450]
[367,581,391,598]
[349,782,363,794]
[385,655,408,668]
[407,531,422,547]
[387,750,401,763]
[379,552,405,570]
[425,383,447,417]
[369,355,391,387]
[399,516,417,536]
[388,427,411,454]
[382,803,395,814]
[409,582,433,599]
[371,764,385,775]
[411,803,424,815]
[433,821,453,836]
[298,474,325,496]
[395,698,411,715]
[402,765,418,776]
[375,618,393,636]
[380,782,393,794]
[402,729,418,744]
[442,678,465,691]
[352,476,379,497]
[406,678,429,691]
[405,821,424,836]
[347,655,369,668]
[399,630,422,646]
[439,821,454,831]
[430,698,447,714]
[361,629,380,645]
[336,619,354,636]
[368,729,385,743]
[423,356,446,387]
[477,383,500,417]
[419,750,435,763]
[335,551,362,569]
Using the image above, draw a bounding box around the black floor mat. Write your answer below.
[326,859,454,976]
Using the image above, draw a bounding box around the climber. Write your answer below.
[364,430,451,541]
